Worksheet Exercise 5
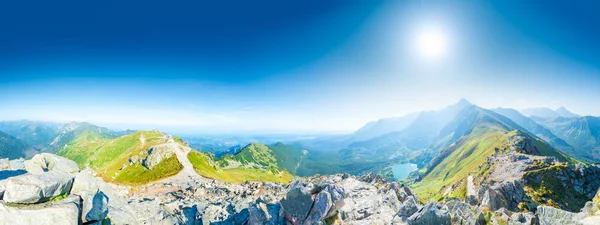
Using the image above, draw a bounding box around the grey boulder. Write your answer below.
[24,153,80,174]
[142,144,177,170]
[281,183,315,224]
[536,206,585,225]
[396,196,421,219]
[2,171,74,204]
[304,191,333,224]
[0,194,82,225]
[407,200,451,225]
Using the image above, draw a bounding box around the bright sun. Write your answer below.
[415,27,448,60]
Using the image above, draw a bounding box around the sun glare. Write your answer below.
[414,26,448,60]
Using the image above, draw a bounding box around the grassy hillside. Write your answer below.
[268,142,307,174]
[219,143,280,173]
[59,129,294,184]
[188,150,293,183]
[58,130,183,184]
[412,124,506,201]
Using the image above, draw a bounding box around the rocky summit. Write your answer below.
[0,153,599,224]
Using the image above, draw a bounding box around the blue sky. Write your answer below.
[0,1,599,133]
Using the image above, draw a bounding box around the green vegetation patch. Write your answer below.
[523,164,589,211]
[115,155,183,185]
[187,151,293,184]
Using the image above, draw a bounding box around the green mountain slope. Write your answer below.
[533,116,600,162]
[58,130,183,184]
[188,143,293,184]
[411,106,577,201]
[267,142,308,174]
[0,130,36,159]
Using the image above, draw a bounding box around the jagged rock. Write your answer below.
[142,144,178,170]
[444,199,477,225]
[407,200,451,225]
[509,212,539,225]
[128,198,180,225]
[480,188,506,211]
[396,196,421,218]
[493,208,512,224]
[474,209,487,225]
[322,183,345,217]
[536,206,585,225]
[396,185,416,201]
[2,171,74,204]
[466,194,478,206]
[510,132,541,155]
[336,176,400,223]
[24,153,80,174]
[358,172,386,184]
[247,202,283,225]
[198,204,233,225]
[304,191,334,224]
[0,195,82,225]
[281,181,315,224]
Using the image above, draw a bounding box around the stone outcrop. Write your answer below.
[509,131,541,155]
[2,170,74,204]
[0,195,82,225]
[279,179,346,224]
[23,153,80,174]
[143,144,178,170]
[406,200,451,225]
[396,196,421,219]
[536,205,585,225]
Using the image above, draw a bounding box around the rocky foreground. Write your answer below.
[1,153,600,224]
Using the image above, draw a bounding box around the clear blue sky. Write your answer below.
[0,0,599,133]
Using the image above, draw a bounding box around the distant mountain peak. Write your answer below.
[554,106,580,118]
[455,98,472,106]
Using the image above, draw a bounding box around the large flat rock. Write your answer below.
[0,195,81,225]
[24,153,80,174]
[2,171,74,204]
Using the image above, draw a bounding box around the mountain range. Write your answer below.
[1,99,599,217]
[520,106,581,119]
